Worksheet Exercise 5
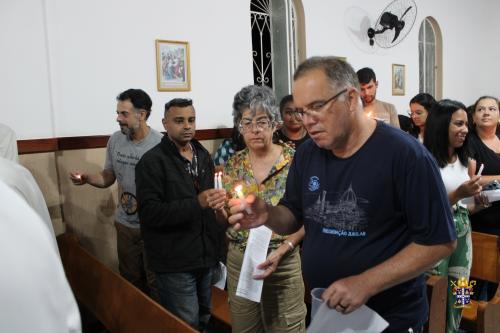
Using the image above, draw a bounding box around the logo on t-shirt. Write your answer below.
[305,185,369,237]
[121,191,138,215]
[308,176,320,191]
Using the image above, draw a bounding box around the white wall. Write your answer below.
[302,0,500,114]
[1,0,253,139]
[2,0,500,139]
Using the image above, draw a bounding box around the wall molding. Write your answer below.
[18,128,233,154]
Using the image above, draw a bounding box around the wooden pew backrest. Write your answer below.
[470,231,500,283]
[57,233,197,333]
[424,275,447,333]
[461,231,500,333]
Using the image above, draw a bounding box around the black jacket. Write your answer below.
[136,136,225,273]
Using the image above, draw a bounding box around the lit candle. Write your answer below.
[234,184,252,214]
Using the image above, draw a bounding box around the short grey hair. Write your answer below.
[294,56,360,91]
[232,85,280,126]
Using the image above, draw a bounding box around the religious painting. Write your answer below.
[392,64,405,96]
[156,40,191,91]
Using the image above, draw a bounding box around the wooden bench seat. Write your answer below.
[57,233,197,333]
[460,231,500,333]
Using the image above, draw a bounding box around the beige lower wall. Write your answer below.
[19,138,222,272]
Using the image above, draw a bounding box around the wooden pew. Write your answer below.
[210,287,231,332]
[57,233,197,333]
[460,231,500,333]
[424,275,447,333]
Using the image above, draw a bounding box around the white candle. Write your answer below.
[235,185,252,214]
[214,173,219,189]
[477,163,484,176]
[217,172,223,189]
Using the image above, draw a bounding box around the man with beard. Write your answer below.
[70,88,162,297]
[357,67,400,128]
[136,98,224,332]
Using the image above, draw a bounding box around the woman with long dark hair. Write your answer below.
[424,99,483,333]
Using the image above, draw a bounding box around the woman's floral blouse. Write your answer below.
[223,144,295,251]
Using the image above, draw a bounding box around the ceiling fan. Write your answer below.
[367,0,417,48]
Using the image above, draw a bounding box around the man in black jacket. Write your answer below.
[136,98,225,331]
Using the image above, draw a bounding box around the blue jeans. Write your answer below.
[155,268,213,331]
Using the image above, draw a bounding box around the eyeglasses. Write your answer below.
[238,118,272,132]
[296,89,348,119]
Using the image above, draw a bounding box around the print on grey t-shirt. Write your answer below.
[104,128,162,228]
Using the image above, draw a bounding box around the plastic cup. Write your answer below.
[311,287,325,320]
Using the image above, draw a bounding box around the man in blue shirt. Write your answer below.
[228,57,456,332]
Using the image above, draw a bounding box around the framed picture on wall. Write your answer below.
[156,40,191,91]
[392,64,405,96]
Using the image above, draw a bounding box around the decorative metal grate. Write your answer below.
[251,0,272,87]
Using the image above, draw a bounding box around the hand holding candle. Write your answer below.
[235,184,252,214]
[70,172,86,185]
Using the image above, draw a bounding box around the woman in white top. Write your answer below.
[424,99,483,333]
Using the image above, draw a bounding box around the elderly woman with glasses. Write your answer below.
[211,85,306,332]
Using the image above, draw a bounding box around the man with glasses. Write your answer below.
[357,67,400,128]
[228,57,457,332]
[135,98,225,332]
[276,94,310,149]
[69,88,162,298]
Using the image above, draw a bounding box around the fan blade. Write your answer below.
[400,6,412,20]
[392,25,403,43]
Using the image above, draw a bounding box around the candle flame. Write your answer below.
[235,184,243,192]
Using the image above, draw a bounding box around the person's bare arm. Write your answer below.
[69,169,116,188]
[476,175,500,185]
[322,240,456,314]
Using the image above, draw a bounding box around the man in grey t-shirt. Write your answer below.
[70,89,162,297]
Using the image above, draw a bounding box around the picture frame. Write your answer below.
[392,64,405,96]
[156,40,191,91]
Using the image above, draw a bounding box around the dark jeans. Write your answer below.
[155,267,213,331]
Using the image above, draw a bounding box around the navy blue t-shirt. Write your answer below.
[280,122,456,331]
